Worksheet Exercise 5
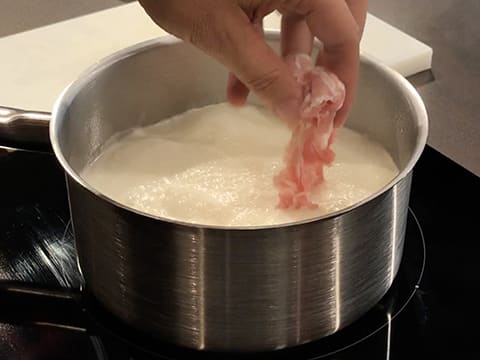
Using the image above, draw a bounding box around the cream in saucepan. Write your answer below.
[81,103,399,226]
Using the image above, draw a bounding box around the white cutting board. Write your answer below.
[0,2,432,112]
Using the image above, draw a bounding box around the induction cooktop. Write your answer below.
[0,143,478,359]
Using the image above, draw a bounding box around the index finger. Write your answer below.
[302,0,361,126]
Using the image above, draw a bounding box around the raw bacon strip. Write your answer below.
[274,54,346,209]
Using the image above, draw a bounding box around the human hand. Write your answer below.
[138,0,367,126]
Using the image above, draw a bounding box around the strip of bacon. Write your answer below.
[274,54,346,209]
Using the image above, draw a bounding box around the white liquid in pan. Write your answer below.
[81,103,399,226]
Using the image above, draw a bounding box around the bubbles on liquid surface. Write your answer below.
[81,103,399,226]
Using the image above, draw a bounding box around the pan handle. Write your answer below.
[0,281,87,331]
[0,106,52,152]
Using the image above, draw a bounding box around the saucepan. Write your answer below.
[0,31,428,351]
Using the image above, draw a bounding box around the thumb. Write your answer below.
[192,5,302,125]
[139,0,301,124]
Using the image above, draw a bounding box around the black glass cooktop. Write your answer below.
[0,144,478,359]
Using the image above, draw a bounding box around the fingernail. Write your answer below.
[274,98,301,127]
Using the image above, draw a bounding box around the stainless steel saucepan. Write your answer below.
[0,31,428,352]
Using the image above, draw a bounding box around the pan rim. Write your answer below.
[50,30,429,231]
